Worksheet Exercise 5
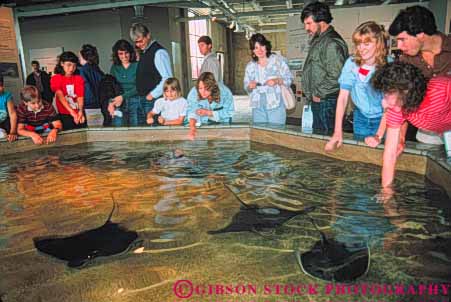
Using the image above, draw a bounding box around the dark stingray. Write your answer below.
[33,202,140,269]
[296,215,370,282]
[208,185,317,235]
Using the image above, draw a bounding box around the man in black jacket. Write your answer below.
[26,61,54,103]
[129,23,173,125]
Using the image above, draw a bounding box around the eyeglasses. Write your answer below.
[134,39,145,46]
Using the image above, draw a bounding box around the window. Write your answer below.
[188,13,207,79]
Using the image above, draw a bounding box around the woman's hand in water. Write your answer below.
[374,185,395,204]
[325,132,343,152]
[188,127,197,141]
[188,118,198,140]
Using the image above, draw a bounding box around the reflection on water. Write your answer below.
[0,141,450,302]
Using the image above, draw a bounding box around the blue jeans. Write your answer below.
[311,96,337,135]
[128,96,155,126]
[353,108,382,141]
[112,112,124,127]
[252,94,286,125]
[110,100,127,127]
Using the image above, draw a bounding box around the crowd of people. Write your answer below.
[299,3,451,188]
[0,4,450,189]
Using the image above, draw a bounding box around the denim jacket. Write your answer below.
[186,82,234,124]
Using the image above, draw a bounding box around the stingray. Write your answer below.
[296,215,370,282]
[208,185,317,235]
[33,202,140,269]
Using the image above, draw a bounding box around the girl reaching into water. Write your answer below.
[325,21,390,151]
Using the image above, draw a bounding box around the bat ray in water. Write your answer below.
[33,202,140,269]
[296,214,370,282]
[208,185,317,235]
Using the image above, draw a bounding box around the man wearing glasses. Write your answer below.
[130,23,173,125]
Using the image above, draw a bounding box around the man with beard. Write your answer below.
[301,2,348,135]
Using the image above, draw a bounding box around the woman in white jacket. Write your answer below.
[244,33,293,125]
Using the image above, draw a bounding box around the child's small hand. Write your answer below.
[31,133,44,145]
[147,117,154,125]
[108,103,116,117]
[46,129,58,144]
[70,111,79,124]
[78,111,85,124]
[7,133,17,143]
[158,116,165,125]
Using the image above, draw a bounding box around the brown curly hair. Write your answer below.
[352,21,388,67]
[372,62,427,114]
[197,72,220,102]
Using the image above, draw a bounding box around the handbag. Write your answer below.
[281,85,296,110]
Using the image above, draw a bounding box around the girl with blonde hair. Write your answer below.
[325,21,391,151]
[146,77,187,126]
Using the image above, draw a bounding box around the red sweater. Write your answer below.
[50,74,84,115]
[386,76,451,134]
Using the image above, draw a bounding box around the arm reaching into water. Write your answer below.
[325,89,350,151]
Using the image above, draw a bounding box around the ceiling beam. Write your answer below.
[177,7,303,21]
[178,0,427,22]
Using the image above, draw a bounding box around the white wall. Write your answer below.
[331,2,429,53]
[20,10,122,75]
[19,6,180,77]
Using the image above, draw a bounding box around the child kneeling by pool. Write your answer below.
[17,85,62,145]
[146,78,187,126]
